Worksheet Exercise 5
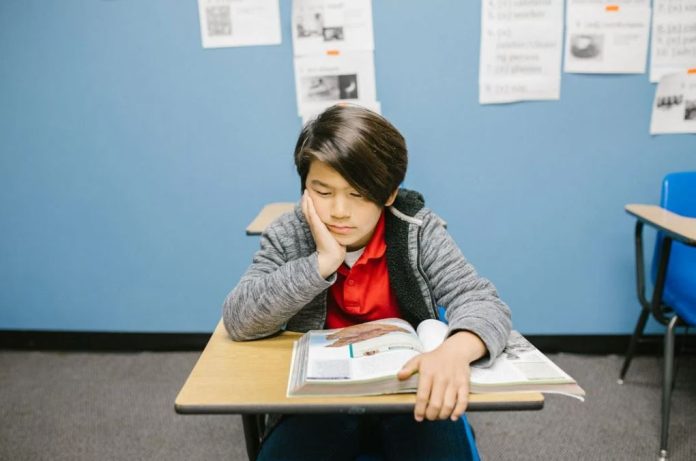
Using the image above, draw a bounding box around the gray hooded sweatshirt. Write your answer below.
[223,189,512,366]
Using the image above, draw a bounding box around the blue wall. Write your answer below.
[1,0,694,333]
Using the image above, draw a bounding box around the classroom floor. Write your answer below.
[1,350,694,461]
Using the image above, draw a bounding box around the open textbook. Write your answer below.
[287,318,585,400]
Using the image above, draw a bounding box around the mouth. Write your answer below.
[327,224,354,235]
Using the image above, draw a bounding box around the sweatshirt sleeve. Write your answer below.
[222,219,334,341]
[419,211,512,366]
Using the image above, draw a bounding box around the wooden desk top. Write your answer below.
[246,202,296,236]
[625,204,696,246]
[175,321,544,415]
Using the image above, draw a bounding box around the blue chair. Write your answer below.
[461,413,481,461]
[619,171,696,461]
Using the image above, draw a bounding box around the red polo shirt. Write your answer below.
[325,212,402,329]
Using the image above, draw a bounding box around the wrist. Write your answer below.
[443,330,487,363]
[317,252,343,278]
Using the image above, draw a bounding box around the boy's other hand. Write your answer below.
[397,331,486,422]
[302,190,346,278]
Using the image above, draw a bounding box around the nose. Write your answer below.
[330,196,350,220]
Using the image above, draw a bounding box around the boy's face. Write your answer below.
[305,160,396,251]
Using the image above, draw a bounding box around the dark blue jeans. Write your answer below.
[257,414,474,461]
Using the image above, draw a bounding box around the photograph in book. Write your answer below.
[287,318,586,400]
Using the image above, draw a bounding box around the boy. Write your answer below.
[224,105,511,460]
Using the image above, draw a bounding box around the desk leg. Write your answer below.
[619,221,653,382]
[619,306,650,382]
[650,237,672,324]
[242,415,261,461]
[660,315,679,461]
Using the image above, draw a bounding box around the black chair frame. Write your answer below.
[620,219,694,461]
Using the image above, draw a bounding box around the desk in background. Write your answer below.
[622,203,696,460]
[245,202,295,236]
[625,204,696,246]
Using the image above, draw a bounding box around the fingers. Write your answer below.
[303,190,346,278]
[406,355,469,422]
[424,379,468,421]
[301,190,314,232]
[302,190,331,243]
[305,189,317,219]
[451,386,469,421]
[438,384,458,420]
[425,376,445,421]
[413,371,432,422]
[302,190,317,231]
[397,356,430,422]
[397,356,419,380]
[301,189,308,218]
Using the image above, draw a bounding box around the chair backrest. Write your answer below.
[661,171,696,218]
[652,171,696,322]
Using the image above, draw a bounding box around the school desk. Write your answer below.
[175,320,544,461]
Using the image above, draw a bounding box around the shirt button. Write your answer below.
[347,279,355,286]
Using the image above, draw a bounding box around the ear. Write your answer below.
[384,188,399,207]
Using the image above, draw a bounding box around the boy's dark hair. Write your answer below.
[294,105,408,205]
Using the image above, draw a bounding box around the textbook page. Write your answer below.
[416,319,449,353]
[304,318,422,382]
[650,0,696,82]
[289,321,586,399]
[564,0,650,74]
[479,0,564,104]
[470,331,585,400]
[197,0,281,48]
[650,71,696,134]
[292,0,374,56]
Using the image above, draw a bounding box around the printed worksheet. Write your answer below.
[650,0,696,82]
[564,0,651,73]
[197,0,281,48]
[650,71,696,134]
[479,0,564,104]
[292,0,374,56]
[294,51,377,115]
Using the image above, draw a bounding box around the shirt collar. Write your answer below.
[356,211,386,262]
